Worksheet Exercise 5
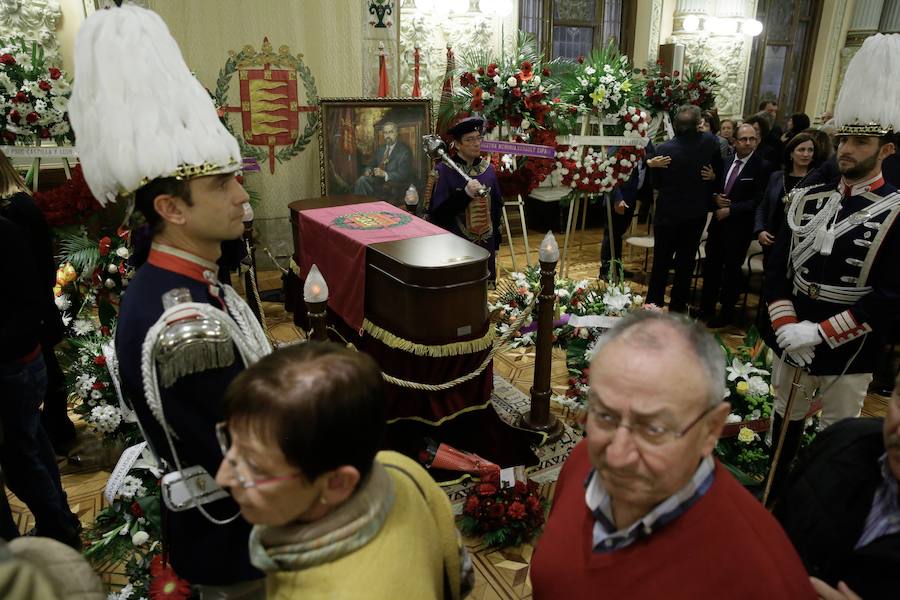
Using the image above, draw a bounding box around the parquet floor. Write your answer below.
[6,225,891,599]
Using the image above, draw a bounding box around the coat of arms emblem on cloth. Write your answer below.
[215,37,319,174]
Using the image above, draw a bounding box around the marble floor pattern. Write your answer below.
[6,225,891,598]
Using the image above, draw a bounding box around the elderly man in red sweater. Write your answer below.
[530,312,815,599]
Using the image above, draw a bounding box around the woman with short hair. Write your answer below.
[216,342,470,600]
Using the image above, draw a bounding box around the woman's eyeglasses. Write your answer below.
[215,422,302,489]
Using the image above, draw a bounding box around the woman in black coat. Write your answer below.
[753,132,818,262]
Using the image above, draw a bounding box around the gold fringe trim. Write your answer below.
[363,318,495,358]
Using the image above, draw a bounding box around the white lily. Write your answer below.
[725,357,769,381]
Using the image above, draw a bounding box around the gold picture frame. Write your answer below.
[317,97,433,206]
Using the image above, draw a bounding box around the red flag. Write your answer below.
[377,46,389,97]
[436,45,455,134]
[412,47,421,98]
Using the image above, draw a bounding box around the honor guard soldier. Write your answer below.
[428,116,503,283]
[69,5,270,597]
[762,33,900,499]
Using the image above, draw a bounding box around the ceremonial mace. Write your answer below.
[422,135,492,197]
[761,366,805,508]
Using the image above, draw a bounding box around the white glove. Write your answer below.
[784,346,815,368]
[776,321,823,352]
[465,179,485,198]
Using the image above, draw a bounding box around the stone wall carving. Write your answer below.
[674,33,748,118]
[667,0,756,119]
[398,4,514,106]
[0,0,62,63]
[648,0,664,61]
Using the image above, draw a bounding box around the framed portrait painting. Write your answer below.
[317,97,433,207]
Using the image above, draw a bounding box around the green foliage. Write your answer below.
[57,233,100,275]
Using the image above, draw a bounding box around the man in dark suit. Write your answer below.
[646,105,723,313]
[353,120,414,206]
[700,123,774,327]
[599,141,655,279]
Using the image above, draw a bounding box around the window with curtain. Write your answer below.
[519,0,634,61]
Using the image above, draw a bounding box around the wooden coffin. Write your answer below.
[288,195,490,344]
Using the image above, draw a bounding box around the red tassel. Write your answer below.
[377,46,389,97]
[412,46,421,98]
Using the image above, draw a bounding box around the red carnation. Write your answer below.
[98,236,112,256]
[673,70,680,77]
[130,501,144,518]
[477,66,485,75]
[2,131,15,142]
[13,91,27,103]
[92,382,105,390]
[38,80,51,92]
[39,128,50,139]
[100,326,111,336]
[512,87,522,98]
[542,67,551,77]
[527,495,542,513]
[8,109,19,123]
[0,53,14,65]
[93,355,107,366]
[520,60,533,81]
[49,67,61,80]
[464,496,480,515]
[25,111,38,123]
[486,63,498,77]
[507,501,527,520]
[577,55,585,64]
[514,480,527,495]
[488,502,505,518]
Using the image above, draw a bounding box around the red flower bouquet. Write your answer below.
[0,37,74,144]
[33,164,102,227]
[458,472,549,548]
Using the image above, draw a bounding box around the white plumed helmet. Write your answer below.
[833,33,900,137]
[69,4,241,207]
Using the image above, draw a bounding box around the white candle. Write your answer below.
[303,264,329,303]
[538,231,559,262]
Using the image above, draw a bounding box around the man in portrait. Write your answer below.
[353,120,413,206]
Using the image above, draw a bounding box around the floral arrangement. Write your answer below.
[55,228,132,330]
[0,36,73,144]
[682,63,719,112]
[555,108,649,196]
[32,164,103,227]
[490,127,558,198]
[451,32,554,133]
[714,327,818,483]
[447,32,562,198]
[635,60,719,118]
[84,464,165,600]
[458,474,548,549]
[551,44,638,129]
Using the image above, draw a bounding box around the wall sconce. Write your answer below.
[742,19,764,36]
[682,15,700,32]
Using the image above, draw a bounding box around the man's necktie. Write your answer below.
[723,159,742,195]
